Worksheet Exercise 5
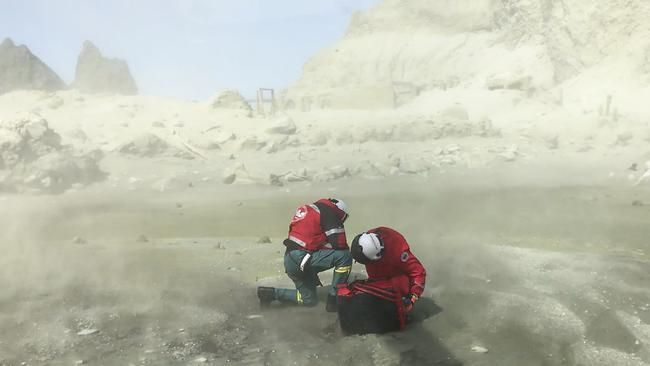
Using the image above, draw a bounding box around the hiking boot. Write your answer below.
[257,286,276,307]
[325,294,338,312]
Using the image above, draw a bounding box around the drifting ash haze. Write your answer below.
[1,0,650,365]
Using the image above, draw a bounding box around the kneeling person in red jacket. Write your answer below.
[350,227,426,312]
[257,198,352,312]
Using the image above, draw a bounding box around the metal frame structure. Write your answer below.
[256,88,276,116]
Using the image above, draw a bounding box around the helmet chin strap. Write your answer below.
[370,233,384,260]
[376,246,385,259]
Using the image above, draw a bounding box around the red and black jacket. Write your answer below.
[285,199,348,252]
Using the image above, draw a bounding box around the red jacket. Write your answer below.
[287,199,348,251]
[364,227,426,297]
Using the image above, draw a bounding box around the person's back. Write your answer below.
[285,198,348,252]
[362,227,425,296]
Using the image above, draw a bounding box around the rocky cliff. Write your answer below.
[0,38,64,94]
[73,41,138,95]
[285,0,650,109]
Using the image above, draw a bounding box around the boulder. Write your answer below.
[283,169,310,183]
[634,163,650,186]
[265,141,281,154]
[499,145,519,162]
[118,133,169,157]
[47,95,64,109]
[209,90,252,112]
[73,41,138,95]
[265,117,297,135]
[0,115,105,193]
[215,132,237,144]
[269,174,284,187]
[358,161,391,178]
[486,73,532,91]
[313,165,351,182]
[239,135,267,151]
[0,38,64,94]
[222,163,254,185]
[289,170,310,183]
[117,134,194,160]
[0,116,61,169]
[440,105,470,121]
[306,130,330,146]
[265,136,294,154]
[268,168,313,186]
[441,144,461,155]
[18,152,104,192]
[189,136,220,150]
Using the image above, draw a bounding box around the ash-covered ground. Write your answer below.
[1,173,649,366]
[2,1,650,365]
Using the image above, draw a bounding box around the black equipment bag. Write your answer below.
[337,279,405,335]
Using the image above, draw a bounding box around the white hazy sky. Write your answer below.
[0,0,379,100]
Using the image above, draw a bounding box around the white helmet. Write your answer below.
[351,232,384,264]
[328,198,349,222]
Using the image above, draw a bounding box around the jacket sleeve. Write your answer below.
[318,204,348,250]
[400,250,426,297]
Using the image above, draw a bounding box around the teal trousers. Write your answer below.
[275,249,352,306]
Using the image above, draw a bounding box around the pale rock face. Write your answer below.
[285,0,650,108]
[0,38,65,94]
[73,41,138,95]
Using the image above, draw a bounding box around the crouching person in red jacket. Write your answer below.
[337,227,426,334]
[257,198,352,312]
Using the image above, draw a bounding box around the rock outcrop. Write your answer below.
[265,117,297,135]
[222,163,254,185]
[0,115,105,193]
[209,90,252,112]
[73,41,138,95]
[284,0,650,108]
[0,38,65,94]
[118,133,194,160]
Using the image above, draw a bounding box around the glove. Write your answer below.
[402,293,419,305]
[402,293,418,312]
